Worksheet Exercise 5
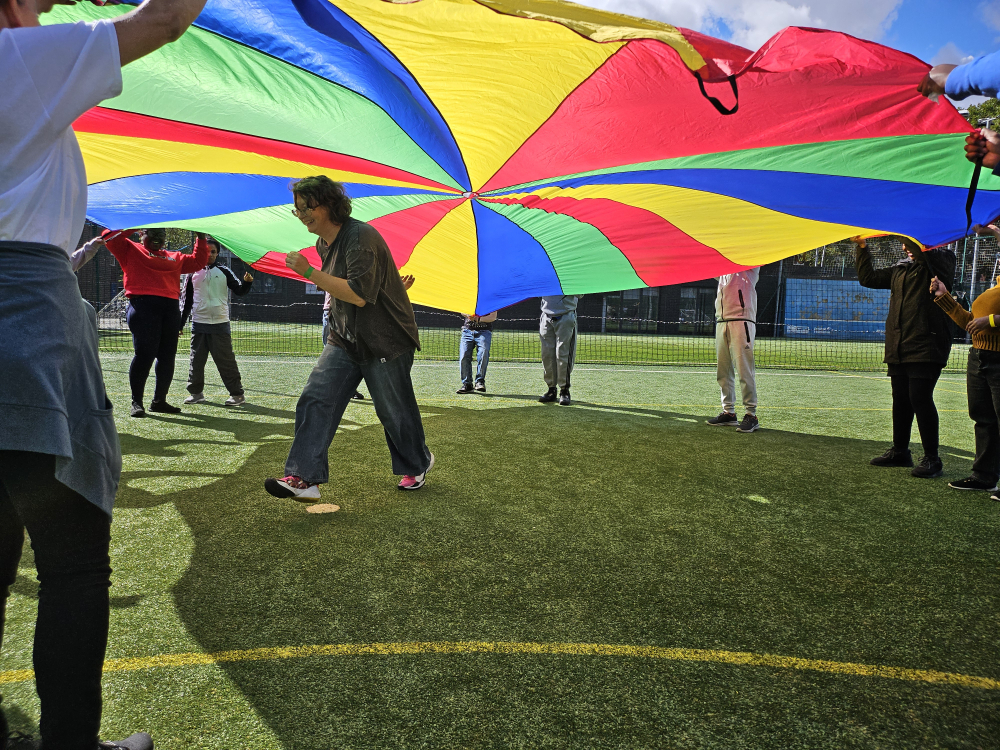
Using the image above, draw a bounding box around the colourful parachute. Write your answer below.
[52,0,1000,314]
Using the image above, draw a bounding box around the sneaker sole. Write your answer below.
[736,426,760,433]
[398,453,435,491]
[948,482,998,491]
[706,420,738,426]
[264,478,321,501]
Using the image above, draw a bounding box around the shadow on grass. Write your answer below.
[116,403,1000,748]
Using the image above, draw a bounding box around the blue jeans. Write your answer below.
[459,328,492,387]
[285,345,431,482]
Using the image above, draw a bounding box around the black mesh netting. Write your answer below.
[76,226,996,372]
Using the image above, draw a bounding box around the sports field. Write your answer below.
[2,354,998,748]
[98,323,975,373]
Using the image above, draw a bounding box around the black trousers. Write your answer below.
[187,331,244,396]
[0,451,111,750]
[966,348,1000,484]
[126,295,181,404]
[888,363,942,458]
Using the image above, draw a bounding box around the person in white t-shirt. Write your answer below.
[0,1,209,748]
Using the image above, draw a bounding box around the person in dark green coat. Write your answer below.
[854,236,956,478]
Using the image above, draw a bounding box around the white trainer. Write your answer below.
[184,393,206,404]
[225,394,246,406]
[264,475,321,501]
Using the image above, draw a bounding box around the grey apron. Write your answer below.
[0,241,121,515]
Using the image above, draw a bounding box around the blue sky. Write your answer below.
[885,0,1000,64]
[582,0,1000,67]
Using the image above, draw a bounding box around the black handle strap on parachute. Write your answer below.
[967,158,983,235]
[694,71,739,115]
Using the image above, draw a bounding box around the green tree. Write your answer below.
[965,98,1000,128]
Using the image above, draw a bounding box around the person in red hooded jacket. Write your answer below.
[104,228,209,417]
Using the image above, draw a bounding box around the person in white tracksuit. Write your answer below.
[706,269,760,432]
[179,238,253,405]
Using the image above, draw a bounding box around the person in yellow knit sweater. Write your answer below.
[931,222,1000,499]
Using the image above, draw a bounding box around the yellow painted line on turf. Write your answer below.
[1,641,997,690]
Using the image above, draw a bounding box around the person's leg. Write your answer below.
[539,316,557,389]
[152,298,181,403]
[890,366,915,451]
[967,350,1000,484]
[284,346,363,484]
[0,468,25,738]
[458,328,474,388]
[0,451,111,750]
[207,332,245,396]
[186,332,210,395]
[716,322,737,414]
[475,329,492,386]
[553,314,577,391]
[125,298,159,404]
[909,368,942,459]
[735,322,758,417]
[364,350,432,477]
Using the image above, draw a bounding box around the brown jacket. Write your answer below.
[935,282,1000,352]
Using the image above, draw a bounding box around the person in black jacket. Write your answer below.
[854,236,956,478]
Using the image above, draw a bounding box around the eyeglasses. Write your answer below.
[291,205,316,218]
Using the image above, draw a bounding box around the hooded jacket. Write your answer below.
[856,244,956,366]
[180,261,253,329]
[715,268,760,322]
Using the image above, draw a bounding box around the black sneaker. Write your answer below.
[130,401,146,418]
[148,400,181,414]
[870,447,913,467]
[558,388,571,406]
[538,387,557,403]
[456,384,474,394]
[351,391,365,400]
[474,382,486,392]
[948,476,998,491]
[736,414,759,433]
[98,732,154,749]
[4,731,38,749]
[912,455,943,478]
[706,412,738,426]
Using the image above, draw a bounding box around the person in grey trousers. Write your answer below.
[538,295,580,406]
[706,269,761,433]
[179,237,254,406]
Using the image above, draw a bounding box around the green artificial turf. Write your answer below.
[2,356,998,748]
[97,325,973,373]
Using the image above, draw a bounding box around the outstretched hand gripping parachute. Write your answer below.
[52,0,1000,314]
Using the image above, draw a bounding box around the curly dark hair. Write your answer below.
[290,176,352,224]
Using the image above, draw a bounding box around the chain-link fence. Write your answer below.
[76,225,990,372]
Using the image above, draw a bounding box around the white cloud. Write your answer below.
[980,0,1000,32]
[931,42,975,66]
[575,0,902,51]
